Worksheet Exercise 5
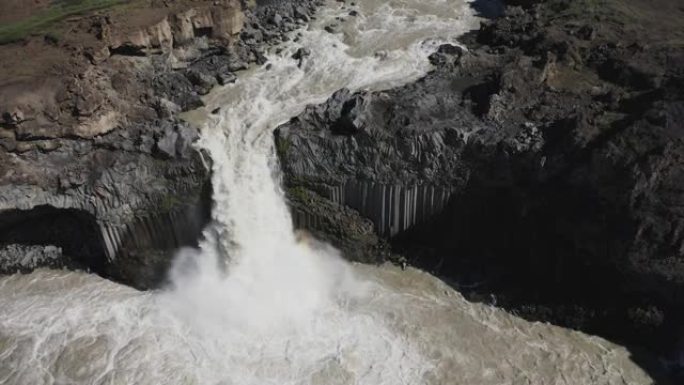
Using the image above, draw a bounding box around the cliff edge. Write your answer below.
[0,0,319,288]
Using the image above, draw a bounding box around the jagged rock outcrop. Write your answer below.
[0,120,211,288]
[0,245,64,272]
[0,0,319,288]
[276,0,684,376]
[276,84,480,238]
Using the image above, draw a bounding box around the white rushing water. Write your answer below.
[0,1,655,384]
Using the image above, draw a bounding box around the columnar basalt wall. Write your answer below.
[319,182,453,237]
[276,85,478,240]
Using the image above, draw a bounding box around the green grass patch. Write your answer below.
[275,137,291,157]
[547,0,607,21]
[159,194,182,212]
[287,186,311,203]
[0,0,128,44]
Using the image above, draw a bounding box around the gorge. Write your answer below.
[0,0,683,384]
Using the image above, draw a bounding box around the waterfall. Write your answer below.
[153,1,481,378]
[161,0,480,334]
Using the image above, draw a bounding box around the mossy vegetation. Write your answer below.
[547,0,606,20]
[275,137,291,157]
[286,186,311,203]
[0,0,128,44]
[159,194,182,212]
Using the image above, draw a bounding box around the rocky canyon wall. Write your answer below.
[276,0,684,370]
[0,0,319,288]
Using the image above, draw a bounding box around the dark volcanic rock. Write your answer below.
[275,80,483,240]
[0,119,212,289]
[0,245,65,273]
[0,0,322,289]
[276,0,684,376]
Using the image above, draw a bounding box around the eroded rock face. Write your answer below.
[276,0,684,372]
[275,83,480,239]
[0,119,211,289]
[0,0,320,288]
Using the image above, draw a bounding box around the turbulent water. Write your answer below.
[0,1,655,384]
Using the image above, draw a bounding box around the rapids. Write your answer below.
[0,1,654,384]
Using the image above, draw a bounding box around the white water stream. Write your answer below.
[0,1,654,384]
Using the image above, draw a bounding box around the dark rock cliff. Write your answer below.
[0,0,319,289]
[276,0,684,376]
